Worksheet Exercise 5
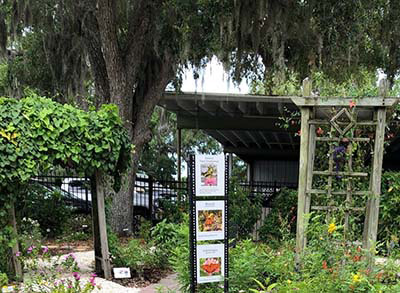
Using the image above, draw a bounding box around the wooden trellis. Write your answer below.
[293,78,397,265]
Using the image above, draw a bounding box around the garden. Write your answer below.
[1,1,400,292]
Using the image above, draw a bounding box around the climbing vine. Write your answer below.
[0,92,132,192]
[0,92,132,277]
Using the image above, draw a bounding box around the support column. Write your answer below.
[295,78,312,265]
[363,107,386,258]
[10,202,22,279]
[91,171,112,279]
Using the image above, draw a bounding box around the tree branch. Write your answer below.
[123,0,154,88]
[96,0,126,101]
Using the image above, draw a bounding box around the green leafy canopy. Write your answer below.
[0,92,132,192]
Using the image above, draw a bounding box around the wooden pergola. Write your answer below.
[294,78,398,264]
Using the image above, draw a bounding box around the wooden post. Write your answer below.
[9,202,22,279]
[363,79,388,263]
[295,78,312,265]
[363,108,386,257]
[91,171,112,279]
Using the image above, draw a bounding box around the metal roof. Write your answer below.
[159,92,301,162]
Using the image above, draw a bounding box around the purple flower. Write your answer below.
[42,246,49,254]
[27,246,36,254]
[15,251,21,257]
[65,253,76,260]
[72,271,81,281]
[89,273,97,286]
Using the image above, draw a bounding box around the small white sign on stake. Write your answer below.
[113,267,131,279]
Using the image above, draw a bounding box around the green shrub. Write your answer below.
[229,179,262,238]
[0,272,8,287]
[16,183,74,238]
[258,188,297,245]
[379,172,400,254]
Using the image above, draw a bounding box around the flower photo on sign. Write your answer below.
[198,210,223,232]
[201,163,218,186]
[200,257,222,277]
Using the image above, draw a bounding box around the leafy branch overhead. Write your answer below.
[0,92,132,191]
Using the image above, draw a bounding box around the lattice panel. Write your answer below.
[307,107,373,235]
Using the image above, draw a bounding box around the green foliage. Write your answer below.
[171,216,400,292]
[0,272,8,287]
[251,69,385,97]
[140,107,221,181]
[0,92,132,190]
[379,172,400,254]
[229,179,262,238]
[258,188,297,246]
[110,220,186,277]
[16,183,73,237]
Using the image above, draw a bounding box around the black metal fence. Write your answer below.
[32,171,91,213]
[31,171,297,225]
[133,175,188,222]
[132,178,298,223]
[239,181,298,207]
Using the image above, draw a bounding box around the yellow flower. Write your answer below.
[328,223,337,234]
[352,272,362,283]
[287,280,292,284]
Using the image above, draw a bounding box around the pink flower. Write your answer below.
[42,246,49,253]
[72,272,81,281]
[65,253,76,260]
[204,177,217,186]
[27,246,36,254]
[89,273,97,286]
[15,251,21,257]
[349,100,356,109]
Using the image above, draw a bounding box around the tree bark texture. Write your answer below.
[80,0,176,234]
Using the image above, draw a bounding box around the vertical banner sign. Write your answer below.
[189,154,229,293]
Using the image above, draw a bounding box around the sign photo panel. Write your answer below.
[196,200,225,241]
[195,154,225,196]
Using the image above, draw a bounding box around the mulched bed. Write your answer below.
[44,239,93,255]
[112,267,173,288]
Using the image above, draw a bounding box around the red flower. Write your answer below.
[322,260,328,270]
[349,100,356,109]
[316,127,324,136]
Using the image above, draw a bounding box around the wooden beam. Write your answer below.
[223,147,298,160]
[273,133,283,150]
[238,102,247,114]
[177,115,298,132]
[220,101,237,116]
[313,171,368,177]
[176,99,197,115]
[292,97,398,107]
[259,131,272,149]
[215,130,238,148]
[198,101,218,116]
[231,131,249,148]
[256,102,264,115]
[246,131,262,148]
